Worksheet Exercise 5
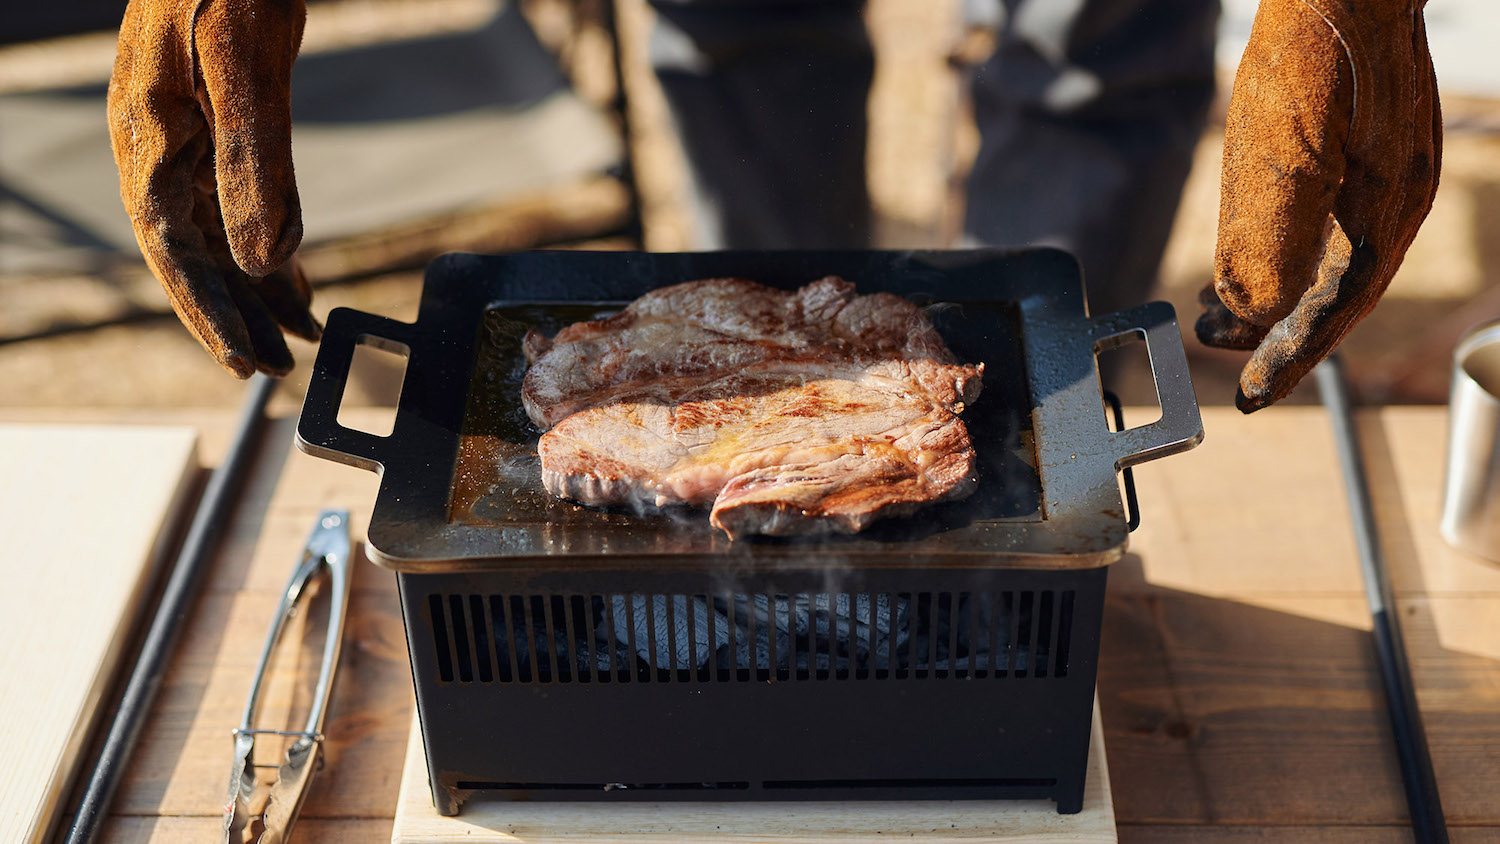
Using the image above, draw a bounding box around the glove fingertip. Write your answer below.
[286,310,323,343]
[179,297,258,380]
[303,314,324,343]
[221,351,256,380]
[230,219,302,278]
[1235,385,1270,415]
[251,331,296,377]
[1198,284,1224,308]
[1194,304,1268,351]
[255,261,322,342]
[256,356,295,379]
[1193,312,1223,348]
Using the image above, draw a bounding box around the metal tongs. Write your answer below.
[223,510,352,844]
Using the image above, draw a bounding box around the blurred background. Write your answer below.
[1,0,1497,413]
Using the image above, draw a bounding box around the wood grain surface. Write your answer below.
[1,406,1493,842]
[0,424,198,844]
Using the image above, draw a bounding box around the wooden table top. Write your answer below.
[17,405,1498,843]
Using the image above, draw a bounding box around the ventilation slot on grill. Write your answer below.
[426,591,1077,684]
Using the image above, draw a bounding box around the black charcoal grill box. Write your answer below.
[296,249,1203,815]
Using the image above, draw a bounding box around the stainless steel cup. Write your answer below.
[1441,319,1500,561]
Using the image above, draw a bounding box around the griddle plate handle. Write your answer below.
[1091,301,1205,470]
[297,307,414,473]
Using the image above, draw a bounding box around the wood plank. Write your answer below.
[1101,590,1500,827]
[1358,407,1500,596]
[0,424,198,844]
[1109,406,1500,828]
[99,816,391,843]
[1123,406,1500,599]
[393,701,1115,843]
[1100,591,1407,826]
[1121,407,1367,598]
[194,419,385,598]
[1398,596,1500,824]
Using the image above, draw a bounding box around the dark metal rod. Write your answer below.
[65,374,277,844]
[1315,355,1449,844]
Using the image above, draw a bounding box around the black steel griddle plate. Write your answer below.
[296,249,1202,572]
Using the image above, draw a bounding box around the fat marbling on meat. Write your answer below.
[520,277,984,539]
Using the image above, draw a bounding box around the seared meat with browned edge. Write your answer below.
[521,277,984,538]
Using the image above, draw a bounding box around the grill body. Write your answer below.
[296,249,1203,818]
[401,566,1107,814]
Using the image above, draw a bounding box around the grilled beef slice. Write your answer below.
[521,277,983,538]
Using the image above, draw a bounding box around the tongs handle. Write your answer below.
[237,509,353,738]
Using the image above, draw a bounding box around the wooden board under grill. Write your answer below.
[391,699,1116,843]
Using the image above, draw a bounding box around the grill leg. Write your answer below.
[430,773,463,817]
[1054,777,1086,815]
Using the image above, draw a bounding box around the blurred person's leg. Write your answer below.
[649,0,874,249]
[961,0,1219,317]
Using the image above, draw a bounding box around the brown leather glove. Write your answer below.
[1197,0,1440,412]
[108,0,319,378]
